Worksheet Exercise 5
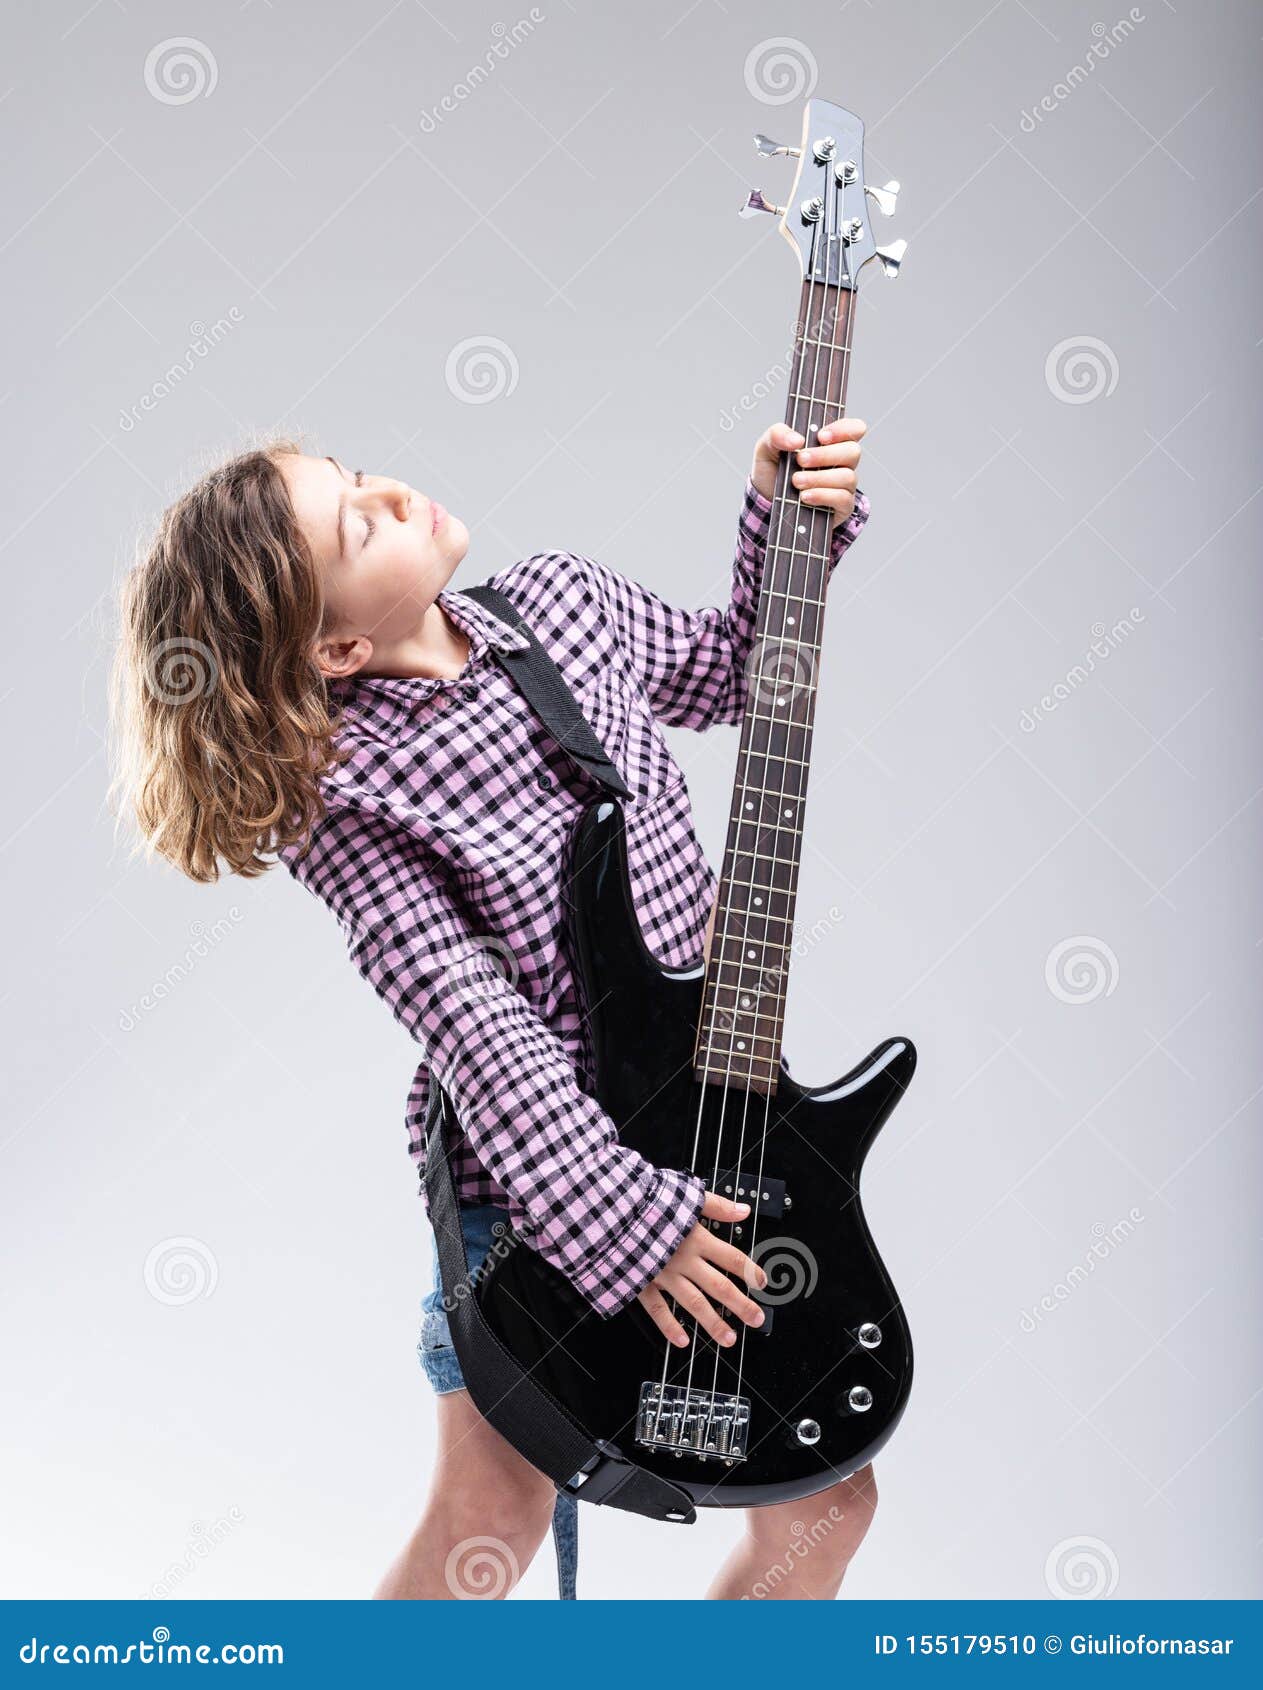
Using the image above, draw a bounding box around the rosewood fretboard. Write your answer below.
[694,277,856,1096]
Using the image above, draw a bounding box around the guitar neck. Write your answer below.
[694,278,857,1096]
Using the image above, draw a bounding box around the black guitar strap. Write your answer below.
[421,580,696,1528]
[462,582,634,800]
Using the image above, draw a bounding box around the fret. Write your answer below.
[708,958,791,981]
[708,907,794,928]
[719,847,805,872]
[712,877,800,900]
[756,582,828,600]
[730,751,815,772]
[694,274,854,1089]
[698,1004,788,1031]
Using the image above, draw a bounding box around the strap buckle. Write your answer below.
[562,1442,693,1523]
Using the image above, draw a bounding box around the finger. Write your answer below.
[697,1231,768,1289]
[801,489,857,517]
[791,466,857,492]
[796,442,862,469]
[661,1272,737,1347]
[816,417,867,443]
[693,1261,766,1328]
[701,1191,752,1225]
[640,1286,690,1347]
[763,422,806,454]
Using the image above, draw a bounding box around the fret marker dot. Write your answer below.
[745,801,754,811]
[754,897,763,907]
[747,948,756,959]
[736,1041,747,1051]
[783,807,794,818]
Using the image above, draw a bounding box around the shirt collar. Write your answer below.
[328,584,530,743]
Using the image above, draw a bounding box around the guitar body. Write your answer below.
[475,798,916,1508]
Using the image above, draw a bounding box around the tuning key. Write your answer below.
[864,178,900,217]
[739,188,784,220]
[875,238,908,278]
[754,132,802,159]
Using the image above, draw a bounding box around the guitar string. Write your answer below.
[654,179,847,1441]
[694,191,841,1436]
[728,176,853,1418]
[649,170,853,1450]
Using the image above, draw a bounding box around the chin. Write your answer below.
[438,518,470,571]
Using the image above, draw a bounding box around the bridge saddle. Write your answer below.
[637,1382,751,1460]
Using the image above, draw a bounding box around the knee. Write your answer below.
[432,1460,558,1548]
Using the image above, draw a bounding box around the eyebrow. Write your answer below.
[325,456,347,558]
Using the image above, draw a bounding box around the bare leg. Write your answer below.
[705,1465,879,1601]
[374,1388,558,1599]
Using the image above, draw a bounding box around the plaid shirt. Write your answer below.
[280,477,870,1315]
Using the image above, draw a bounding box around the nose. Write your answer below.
[365,474,412,520]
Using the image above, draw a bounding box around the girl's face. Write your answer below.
[279,453,469,676]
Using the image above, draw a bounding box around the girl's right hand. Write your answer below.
[636,1191,769,1347]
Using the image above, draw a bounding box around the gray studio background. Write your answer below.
[3,0,1259,1601]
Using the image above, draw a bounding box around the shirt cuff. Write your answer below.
[569,1165,707,1317]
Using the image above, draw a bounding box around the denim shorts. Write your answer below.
[418,1201,512,1395]
[418,1201,579,1599]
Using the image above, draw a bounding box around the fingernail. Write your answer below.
[752,1309,764,1325]
[758,1270,768,1288]
[735,1202,750,1217]
[722,1329,736,1346]
[674,1332,690,1347]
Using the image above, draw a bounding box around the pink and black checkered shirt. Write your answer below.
[279,477,869,1315]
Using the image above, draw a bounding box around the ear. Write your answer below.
[314,632,374,681]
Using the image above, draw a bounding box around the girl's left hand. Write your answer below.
[750,417,867,529]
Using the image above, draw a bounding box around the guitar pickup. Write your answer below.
[713,1170,786,1222]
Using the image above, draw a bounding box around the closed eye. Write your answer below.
[354,470,375,545]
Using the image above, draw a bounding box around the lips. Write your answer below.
[431,501,447,535]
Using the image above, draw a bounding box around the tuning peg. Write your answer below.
[739,188,784,219]
[874,238,908,278]
[754,132,802,159]
[864,178,900,217]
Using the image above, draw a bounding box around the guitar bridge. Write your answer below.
[637,1382,751,1460]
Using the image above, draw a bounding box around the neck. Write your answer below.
[692,277,856,1097]
[363,599,470,681]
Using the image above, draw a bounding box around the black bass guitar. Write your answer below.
[473,97,916,1510]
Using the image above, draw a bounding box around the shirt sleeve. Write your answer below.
[576,474,870,730]
[288,809,705,1318]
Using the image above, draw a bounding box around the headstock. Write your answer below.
[740,98,905,290]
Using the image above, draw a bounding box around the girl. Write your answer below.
[111,417,879,1600]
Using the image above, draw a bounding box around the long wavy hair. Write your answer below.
[109,435,348,882]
